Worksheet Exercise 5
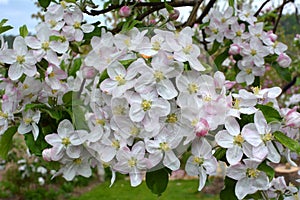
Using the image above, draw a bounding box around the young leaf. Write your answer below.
[256,104,282,123]
[214,49,229,70]
[274,131,300,154]
[38,0,51,9]
[272,63,292,82]
[257,161,275,180]
[0,126,17,159]
[146,167,169,196]
[24,131,49,156]
[19,25,28,37]
[0,19,13,34]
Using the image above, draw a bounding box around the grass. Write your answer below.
[71,179,220,200]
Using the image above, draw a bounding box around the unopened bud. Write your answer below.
[169,9,180,21]
[119,6,131,17]
[277,53,291,68]
[42,148,53,162]
[82,66,97,79]
[229,43,241,55]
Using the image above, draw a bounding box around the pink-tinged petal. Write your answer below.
[74,29,84,41]
[157,79,178,100]
[46,50,60,65]
[77,162,92,178]
[163,151,180,170]
[191,138,211,157]
[13,36,27,55]
[251,172,269,190]
[235,177,253,199]
[242,123,261,147]
[132,141,145,158]
[46,77,62,90]
[148,151,163,168]
[185,157,199,176]
[18,123,31,134]
[227,163,246,180]
[197,167,207,191]
[252,144,268,161]
[57,119,74,138]
[215,130,233,148]
[227,145,243,165]
[32,123,39,141]
[254,111,267,135]
[1,49,16,64]
[81,24,94,33]
[266,87,282,98]
[189,57,205,71]
[25,36,42,49]
[203,157,217,174]
[66,145,81,158]
[23,64,37,77]
[50,41,69,54]
[266,141,280,163]
[129,104,145,122]
[51,145,65,161]
[113,161,131,174]
[225,117,240,136]
[100,146,116,162]
[62,165,76,181]
[45,134,61,146]
[8,63,23,80]
[129,167,143,187]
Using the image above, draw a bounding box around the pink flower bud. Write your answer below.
[169,9,180,21]
[195,118,209,137]
[82,66,97,79]
[267,31,277,42]
[229,44,241,55]
[149,19,156,25]
[277,53,291,68]
[42,148,53,162]
[119,6,131,17]
[285,107,300,128]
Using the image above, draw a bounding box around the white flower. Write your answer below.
[227,159,269,199]
[18,110,41,141]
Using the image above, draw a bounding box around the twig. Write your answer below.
[195,0,217,24]
[280,76,298,96]
[185,0,204,27]
[254,0,270,17]
[273,0,287,33]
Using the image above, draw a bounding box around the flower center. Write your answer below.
[193,156,204,165]
[112,140,120,149]
[42,41,50,50]
[16,55,25,64]
[250,49,257,56]
[73,21,81,29]
[49,20,57,28]
[154,71,164,82]
[166,113,178,123]
[159,142,170,151]
[233,98,240,109]
[0,111,8,118]
[96,119,105,126]
[141,100,152,111]
[130,126,140,136]
[236,30,242,37]
[188,83,198,94]
[245,68,252,74]
[24,118,32,125]
[115,75,126,85]
[113,105,126,115]
[251,86,260,95]
[73,158,82,165]
[262,132,273,142]
[233,134,244,146]
[203,94,212,102]
[62,137,71,146]
[23,84,29,89]
[128,157,137,167]
[183,44,193,54]
[246,168,260,178]
[152,41,161,51]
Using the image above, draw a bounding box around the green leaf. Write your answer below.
[41,108,62,121]
[272,63,292,82]
[19,25,28,37]
[164,2,174,13]
[214,49,229,70]
[146,168,169,196]
[0,126,17,159]
[24,131,49,156]
[213,147,226,161]
[25,103,48,111]
[256,104,282,123]
[220,177,238,200]
[69,58,82,77]
[238,113,254,127]
[99,69,109,83]
[229,0,234,7]
[72,105,89,130]
[257,161,275,180]
[62,91,73,105]
[208,41,221,55]
[38,0,51,9]
[119,59,136,68]
[274,131,300,154]
[0,19,13,34]
[198,22,209,30]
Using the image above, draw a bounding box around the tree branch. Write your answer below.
[254,0,270,17]
[195,0,217,24]
[185,0,204,27]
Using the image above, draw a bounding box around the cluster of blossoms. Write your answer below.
[203,7,292,85]
[0,2,299,199]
